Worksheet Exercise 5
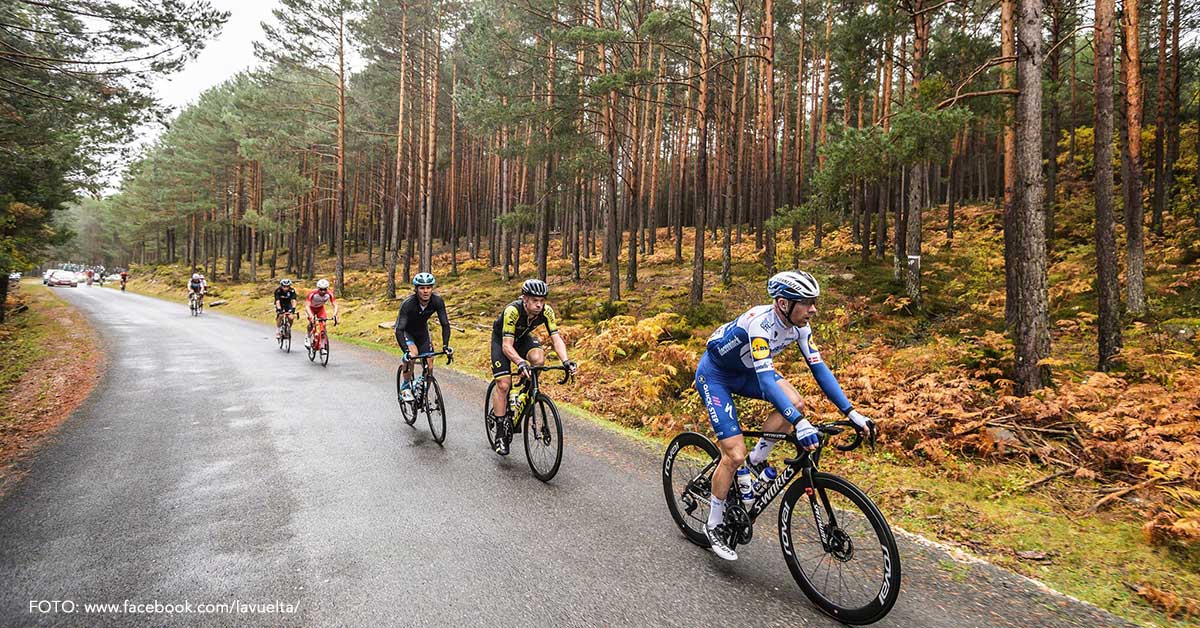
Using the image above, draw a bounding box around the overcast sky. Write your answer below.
[141,0,280,140]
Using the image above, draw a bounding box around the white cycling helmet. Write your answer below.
[192,273,201,280]
[767,270,820,301]
[316,279,330,290]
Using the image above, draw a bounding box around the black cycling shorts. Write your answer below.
[403,329,435,355]
[490,334,542,379]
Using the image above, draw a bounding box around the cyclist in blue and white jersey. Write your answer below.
[694,270,876,561]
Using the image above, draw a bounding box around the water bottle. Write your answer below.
[736,467,755,509]
[753,466,778,496]
[512,391,529,418]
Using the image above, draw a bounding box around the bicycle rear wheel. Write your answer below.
[779,472,902,625]
[319,333,330,366]
[424,377,447,445]
[662,432,721,547]
[307,333,316,361]
[523,394,563,481]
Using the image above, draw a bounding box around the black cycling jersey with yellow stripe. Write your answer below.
[491,300,559,341]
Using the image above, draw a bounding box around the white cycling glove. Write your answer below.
[847,409,877,445]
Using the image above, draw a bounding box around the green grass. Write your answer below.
[0,285,51,424]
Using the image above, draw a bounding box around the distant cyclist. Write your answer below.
[394,272,453,402]
[186,273,206,307]
[304,278,339,348]
[487,278,577,455]
[119,269,129,291]
[694,270,876,561]
[274,279,298,339]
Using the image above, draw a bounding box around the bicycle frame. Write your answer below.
[697,423,863,538]
[403,350,452,400]
[310,318,329,348]
[506,364,571,425]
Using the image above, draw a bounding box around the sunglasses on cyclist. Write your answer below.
[791,297,818,307]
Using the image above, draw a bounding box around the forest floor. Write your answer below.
[118,197,1200,627]
[0,282,103,496]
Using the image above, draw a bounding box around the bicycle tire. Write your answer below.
[283,324,291,353]
[662,432,721,547]
[778,472,902,625]
[319,332,330,367]
[523,394,563,481]
[425,377,447,445]
[398,365,417,426]
[483,379,500,447]
[307,333,316,361]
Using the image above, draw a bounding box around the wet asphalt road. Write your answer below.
[0,285,1138,627]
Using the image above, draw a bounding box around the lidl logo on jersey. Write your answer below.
[751,337,770,360]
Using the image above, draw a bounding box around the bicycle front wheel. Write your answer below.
[398,365,417,426]
[319,333,330,366]
[424,377,447,445]
[523,394,563,482]
[662,432,720,547]
[779,472,902,625]
[483,379,500,447]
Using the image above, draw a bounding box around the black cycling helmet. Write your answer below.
[521,278,548,297]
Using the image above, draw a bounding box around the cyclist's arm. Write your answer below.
[797,327,852,414]
[394,300,413,345]
[435,297,451,347]
[543,305,567,362]
[330,295,339,318]
[748,331,804,424]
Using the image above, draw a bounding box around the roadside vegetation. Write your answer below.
[0,283,102,495]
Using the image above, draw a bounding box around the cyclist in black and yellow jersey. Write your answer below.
[488,278,578,454]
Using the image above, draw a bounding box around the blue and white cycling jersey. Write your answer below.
[695,305,851,439]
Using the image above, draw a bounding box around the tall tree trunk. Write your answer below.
[1094,0,1122,369]
[1150,0,1170,234]
[334,10,347,295]
[387,11,408,300]
[596,0,620,302]
[1045,0,1063,245]
[762,0,777,273]
[690,0,711,306]
[1014,0,1051,393]
[1002,0,1016,326]
[1120,0,1145,315]
[421,18,441,274]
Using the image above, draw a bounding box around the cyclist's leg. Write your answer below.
[413,332,434,377]
[522,335,545,368]
[695,355,745,509]
[489,336,512,415]
[738,373,805,465]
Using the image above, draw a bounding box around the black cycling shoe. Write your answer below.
[494,420,511,456]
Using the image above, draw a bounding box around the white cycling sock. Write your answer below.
[748,437,780,466]
[707,495,726,528]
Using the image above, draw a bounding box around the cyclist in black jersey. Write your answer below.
[487,278,578,454]
[395,272,452,401]
[274,279,298,339]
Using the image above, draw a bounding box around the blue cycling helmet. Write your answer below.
[768,271,820,301]
[413,272,436,287]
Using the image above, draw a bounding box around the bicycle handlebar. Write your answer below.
[530,364,574,385]
[402,349,454,365]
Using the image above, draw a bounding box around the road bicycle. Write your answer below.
[306,316,333,366]
[483,364,572,482]
[396,349,452,445]
[120,278,127,292]
[276,310,294,353]
[188,292,203,316]
[662,422,901,625]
